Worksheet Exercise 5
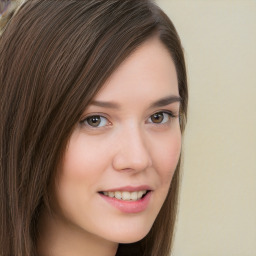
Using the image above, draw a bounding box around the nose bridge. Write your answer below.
[112,122,152,172]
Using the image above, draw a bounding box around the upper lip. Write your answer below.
[100,185,153,192]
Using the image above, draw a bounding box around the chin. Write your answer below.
[109,225,152,244]
[115,235,147,244]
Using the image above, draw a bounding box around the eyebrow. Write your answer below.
[90,95,182,109]
[149,95,182,108]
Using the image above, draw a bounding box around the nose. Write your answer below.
[112,125,153,172]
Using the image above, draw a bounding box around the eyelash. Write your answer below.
[80,111,178,129]
[148,111,177,125]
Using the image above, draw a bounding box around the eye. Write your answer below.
[82,115,109,128]
[148,111,174,124]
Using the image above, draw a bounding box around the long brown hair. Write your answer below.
[0,1,188,255]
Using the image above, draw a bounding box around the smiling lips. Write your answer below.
[101,190,147,201]
[99,186,152,213]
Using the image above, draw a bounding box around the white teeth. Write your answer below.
[102,190,147,201]
[108,192,115,197]
[122,191,130,201]
[130,191,138,201]
[114,191,122,200]
[138,191,143,199]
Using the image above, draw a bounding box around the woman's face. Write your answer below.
[54,37,181,244]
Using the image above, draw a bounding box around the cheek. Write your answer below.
[53,134,109,217]
[152,129,181,184]
[61,133,108,180]
[55,135,101,204]
[148,129,181,221]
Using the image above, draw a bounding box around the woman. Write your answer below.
[0,0,188,255]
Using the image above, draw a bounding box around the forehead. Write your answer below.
[94,36,179,104]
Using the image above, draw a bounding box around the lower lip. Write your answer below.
[99,191,152,213]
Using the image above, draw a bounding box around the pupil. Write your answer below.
[152,113,163,123]
[88,116,100,126]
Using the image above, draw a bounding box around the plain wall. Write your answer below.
[156,0,256,255]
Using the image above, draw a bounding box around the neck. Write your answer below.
[37,208,118,256]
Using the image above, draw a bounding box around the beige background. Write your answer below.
[156,0,256,255]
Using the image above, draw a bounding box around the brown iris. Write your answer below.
[87,116,101,127]
[151,112,164,123]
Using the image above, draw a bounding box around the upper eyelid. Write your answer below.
[146,111,177,123]
[80,112,111,122]
[80,115,111,130]
[149,110,178,118]
[81,110,176,119]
